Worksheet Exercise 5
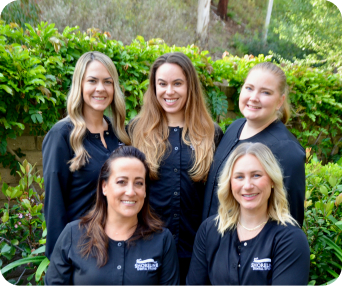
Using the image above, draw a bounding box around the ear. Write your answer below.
[102,181,108,196]
[277,94,285,110]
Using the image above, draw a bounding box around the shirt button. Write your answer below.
[175,147,178,150]
[238,246,241,249]
[117,242,122,247]
[95,135,99,138]
[174,128,177,132]
[174,214,178,217]
[238,264,241,267]
[174,168,178,172]
[173,234,176,239]
[117,265,121,270]
[106,132,109,135]
[234,139,238,143]
[174,192,178,196]
[244,242,247,246]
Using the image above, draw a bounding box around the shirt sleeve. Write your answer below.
[43,127,72,259]
[271,226,310,285]
[271,140,306,226]
[44,223,73,285]
[186,220,210,285]
[159,229,180,285]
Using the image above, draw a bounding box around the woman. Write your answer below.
[187,143,310,285]
[42,51,130,259]
[128,52,223,283]
[203,62,305,226]
[45,146,180,285]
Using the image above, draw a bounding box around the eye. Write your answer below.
[234,175,243,180]
[262,91,271,95]
[135,181,144,186]
[253,174,261,178]
[116,180,125,185]
[88,79,96,83]
[105,80,113,84]
[174,82,182,86]
[245,86,252,91]
[158,82,166,86]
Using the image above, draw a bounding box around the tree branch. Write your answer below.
[0,236,25,252]
[6,146,22,163]
[15,269,26,285]
[330,136,342,157]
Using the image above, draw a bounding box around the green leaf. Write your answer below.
[319,185,328,196]
[328,176,337,188]
[0,84,13,95]
[1,256,46,274]
[1,211,9,223]
[10,239,19,246]
[35,257,50,282]
[31,245,45,255]
[2,182,8,197]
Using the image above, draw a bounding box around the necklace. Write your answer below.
[238,220,268,231]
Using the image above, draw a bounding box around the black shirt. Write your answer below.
[202,119,306,226]
[149,125,223,258]
[42,117,122,259]
[45,220,180,285]
[186,216,310,285]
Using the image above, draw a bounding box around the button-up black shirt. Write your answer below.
[45,220,180,285]
[187,216,310,285]
[43,116,122,259]
[149,126,223,258]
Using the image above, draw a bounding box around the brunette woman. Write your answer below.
[203,62,305,226]
[187,143,310,285]
[45,146,179,285]
[42,51,130,259]
[128,52,223,283]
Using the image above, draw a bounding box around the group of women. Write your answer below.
[43,51,310,285]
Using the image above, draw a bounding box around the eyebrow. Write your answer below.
[157,78,184,82]
[86,76,113,80]
[245,83,273,92]
[233,170,263,174]
[116,176,145,180]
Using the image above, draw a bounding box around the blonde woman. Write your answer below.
[187,143,310,285]
[128,52,223,283]
[43,51,130,259]
[203,62,306,226]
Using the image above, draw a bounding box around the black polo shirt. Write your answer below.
[45,220,180,285]
[149,125,223,258]
[43,116,122,259]
[186,216,310,285]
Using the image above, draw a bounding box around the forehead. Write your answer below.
[84,60,111,77]
[155,63,186,79]
[232,154,265,172]
[109,157,146,176]
[245,69,280,90]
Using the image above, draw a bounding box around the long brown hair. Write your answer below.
[129,52,216,181]
[67,51,130,172]
[78,146,163,267]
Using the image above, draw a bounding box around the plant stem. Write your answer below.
[15,268,26,285]
[0,236,25,252]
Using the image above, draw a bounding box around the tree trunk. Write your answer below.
[217,0,229,21]
[197,0,211,50]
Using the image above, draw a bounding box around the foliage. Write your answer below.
[0,0,41,28]
[0,160,47,285]
[304,154,342,285]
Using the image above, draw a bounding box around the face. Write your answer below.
[102,157,146,221]
[239,70,285,126]
[231,154,273,215]
[82,60,114,115]
[155,63,188,119]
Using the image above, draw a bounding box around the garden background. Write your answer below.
[0,0,342,285]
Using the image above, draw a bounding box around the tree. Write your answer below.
[197,0,211,49]
[217,0,229,20]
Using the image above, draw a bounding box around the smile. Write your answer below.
[247,104,261,109]
[93,97,106,101]
[165,98,178,103]
[121,200,136,204]
[242,194,258,198]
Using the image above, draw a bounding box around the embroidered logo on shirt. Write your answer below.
[251,257,272,271]
[135,258,159,271]
[118,141,125,146]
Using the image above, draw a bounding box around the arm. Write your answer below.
[271,227,310,285]
[44,223,73,285]
[186,220,210,285]
[43,127,72,259]
[159,229,180,285]
[271,140,305,226]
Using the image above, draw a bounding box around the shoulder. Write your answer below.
[45,118,73,139]
[213,123,224,147]
[267,221,308,244]
[198,215,220,236]
[225,118,246,133]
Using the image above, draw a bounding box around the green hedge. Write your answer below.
[1,21,342,174]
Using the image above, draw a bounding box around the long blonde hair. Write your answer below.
[129,52,215,182]
[245,62,291,124]
[216,142,297,235]
[67,51,130,172]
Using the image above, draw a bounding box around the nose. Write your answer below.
[166,84,174,95]
[248,90,259,101]
[125,183,136,196]
[96,82,105,92]
[243,178,254,190]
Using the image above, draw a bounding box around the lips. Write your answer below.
[242,193,259,201]
[164,98,178,105]
[247,104,261,109]
[93,96,106,101]
[121,200,136,205]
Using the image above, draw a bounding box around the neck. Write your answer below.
[105,214,138,241]
[166,112,185,127]
[242,116,277,138]
[83,108,106,132]
[239,208,268,229]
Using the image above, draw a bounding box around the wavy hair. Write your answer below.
[67,51,130,172]
[129,52,215,181]
[78,146,163,267]
[216,142,297,235]
[245,62,290,124]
